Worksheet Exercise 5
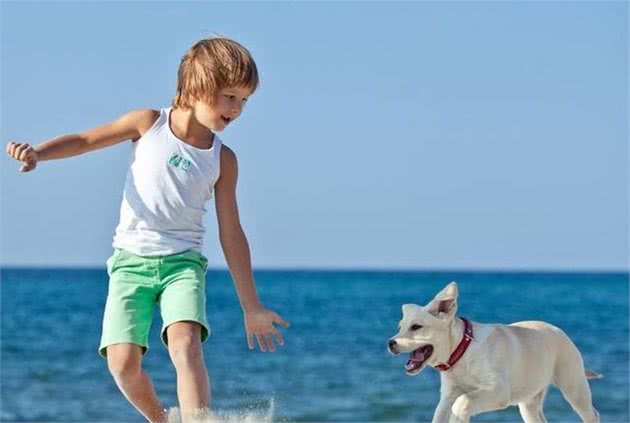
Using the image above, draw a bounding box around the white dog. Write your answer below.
[388,282,601,423]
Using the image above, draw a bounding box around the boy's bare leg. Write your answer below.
[166,322,210,421]
[107,343,167,423]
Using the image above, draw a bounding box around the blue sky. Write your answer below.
[1,1,627,271]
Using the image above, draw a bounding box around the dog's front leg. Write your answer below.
[449,388,510,423]
[432,382,463,423]
[432,393,460,423]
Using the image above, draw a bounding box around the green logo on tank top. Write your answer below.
[168,153,192,172]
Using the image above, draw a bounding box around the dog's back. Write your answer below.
[509,320,588,378]
[467,321,553,402]
[493,321,593,402]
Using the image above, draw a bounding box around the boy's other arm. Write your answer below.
[214,145,261,312]
[6,109,159,172]
[214,145,289,351]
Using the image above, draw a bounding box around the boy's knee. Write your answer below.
[167,324,203,368]
[108,357,141,381]
[106,345,142,380]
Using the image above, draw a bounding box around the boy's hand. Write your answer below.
[6,142,38,172]
[243,307,289,352]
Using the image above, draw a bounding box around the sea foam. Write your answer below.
[166,398,275,423]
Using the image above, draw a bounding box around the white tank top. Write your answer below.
[112,108,222,256]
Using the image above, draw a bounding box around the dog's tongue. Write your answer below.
[405,350,426,370]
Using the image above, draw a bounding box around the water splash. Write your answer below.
[166,398,275,423]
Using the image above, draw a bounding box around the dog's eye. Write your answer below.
[410,324,423,331]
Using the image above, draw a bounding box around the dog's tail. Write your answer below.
[585,369,603,380]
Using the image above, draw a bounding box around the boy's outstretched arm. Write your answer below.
[5,109,159,172]
[214,145,289,352]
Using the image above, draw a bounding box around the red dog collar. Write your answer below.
[435,317,473,372]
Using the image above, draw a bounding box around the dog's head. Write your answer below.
[387,281,458,376]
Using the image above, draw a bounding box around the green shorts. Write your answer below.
[99,248,210,358]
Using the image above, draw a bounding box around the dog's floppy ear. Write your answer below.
[427,281,458,320]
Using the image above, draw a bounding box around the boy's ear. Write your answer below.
[427,281,458,320]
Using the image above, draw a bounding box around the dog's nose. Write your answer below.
[388,339,397,349]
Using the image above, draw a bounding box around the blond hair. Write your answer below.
[172,37,259,109]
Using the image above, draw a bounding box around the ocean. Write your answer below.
[1,269,628,422]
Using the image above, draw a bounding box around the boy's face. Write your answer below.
[193,86,252,132]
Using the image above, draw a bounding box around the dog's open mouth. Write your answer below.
[405,344,433,375]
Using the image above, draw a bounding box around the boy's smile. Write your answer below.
[194,86,251,132]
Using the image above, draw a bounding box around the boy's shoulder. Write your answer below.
[218,143,238,177]
[117,108,161,141]
[220,143,236,160]
[132,108,161,136]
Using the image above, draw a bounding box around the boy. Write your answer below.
[5,37,288,423]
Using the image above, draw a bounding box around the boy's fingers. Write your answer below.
[271,327,284,346]
[21,147,35,163]
[273,313,290,328]
[6,141,19,153]
[265,334,275,352]
[13,145,25,160]
[20,150,31,163]
[247,333,254,349]
[6,142,18,157]
[256,334,267,352]
[15,144,29,161]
